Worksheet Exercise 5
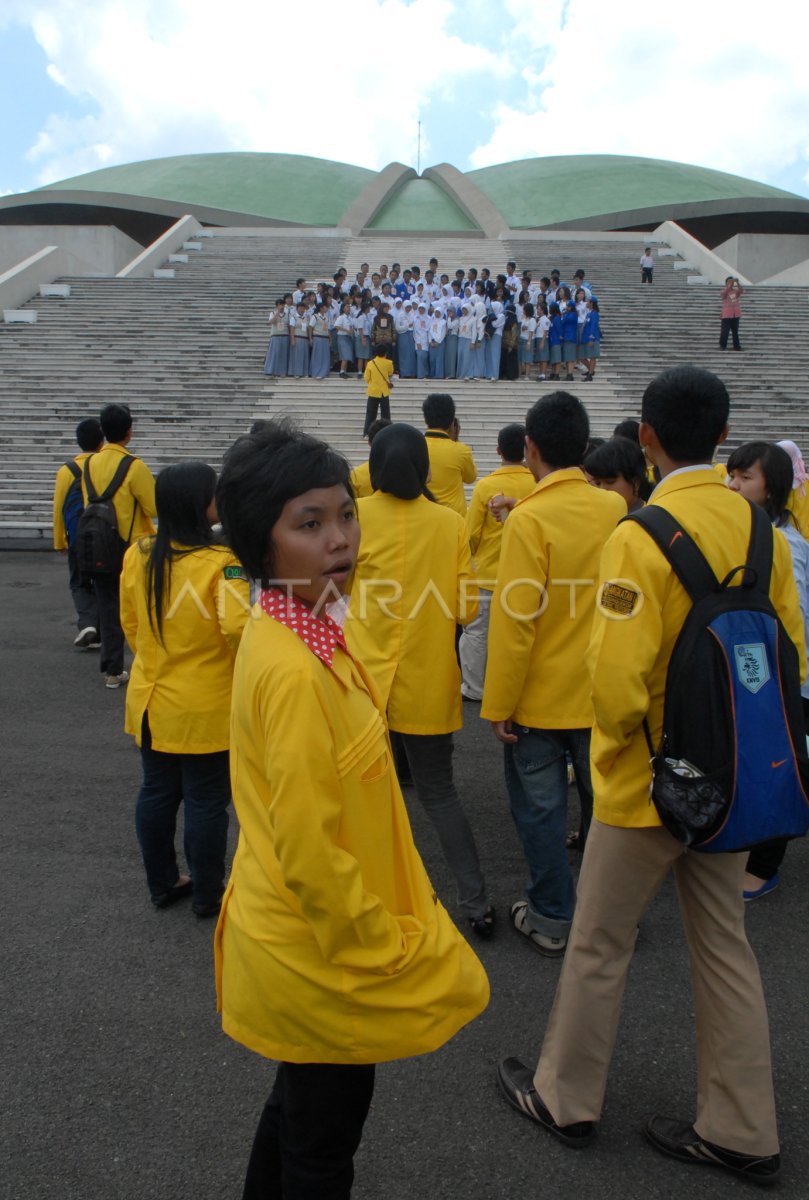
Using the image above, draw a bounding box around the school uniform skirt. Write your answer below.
[354,332,369,362]
[534,339,547,363]
[264,334,289,376]
[549,343,562,365]
[415,346,430,379]
[456,336,474,378]
[585,339,601,359]
[444,332,459,378]
[336,333,354,363]
[519,338,534,364]
[309,336,331,378]
[429,342,446,378]
[288,337,310,377]
[485,334,501,380]
[562,341,577,363]
[397,330,416,377]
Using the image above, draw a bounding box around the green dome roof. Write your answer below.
[35,152,375,227]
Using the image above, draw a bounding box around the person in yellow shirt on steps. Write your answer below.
[422,392,477,515]
[362,348,394,436]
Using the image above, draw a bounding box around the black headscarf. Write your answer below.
[369,423,430,500]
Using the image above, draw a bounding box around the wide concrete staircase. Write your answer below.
[2,228,808,544]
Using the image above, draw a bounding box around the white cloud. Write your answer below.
[469,0,809,190]
[16,0,506,185]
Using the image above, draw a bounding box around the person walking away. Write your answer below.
[362,349,394,436]
[52,417,103,649]
[422,393,477,516]
[120,461,250,917]
[79,404,156,689]
[495,365,805,1187]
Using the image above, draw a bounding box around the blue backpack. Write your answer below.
[629,502,809,853]
[62,460,85,549]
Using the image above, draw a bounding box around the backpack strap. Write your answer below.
[744,500,773,596]
[65,460,81,480]
[83,453,134,504]
[624,505,718,603]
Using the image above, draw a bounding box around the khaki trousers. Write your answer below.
[534,820,779,1155]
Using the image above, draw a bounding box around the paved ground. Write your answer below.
[3,549,808,1200]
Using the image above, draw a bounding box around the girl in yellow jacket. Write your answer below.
[346,423,495,940]
[120,461,250,917]
[213,421,488,1199]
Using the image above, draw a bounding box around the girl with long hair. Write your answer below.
[120,461,250,916]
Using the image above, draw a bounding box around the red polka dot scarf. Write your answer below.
[259,586,347,669]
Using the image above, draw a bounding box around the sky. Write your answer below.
[1,0,808,199]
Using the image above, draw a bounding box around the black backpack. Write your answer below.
[61,460,85,549]
[629,502,809,853]
[76,455,135,577]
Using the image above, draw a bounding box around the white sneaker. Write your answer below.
[74,627,99,648]
[510,900,567,957]
[105,670,130,689]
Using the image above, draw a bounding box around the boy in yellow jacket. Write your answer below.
[481,393,625,956]
[52,416,103,648]
[497,365,805,1186]
[422,392,477,515]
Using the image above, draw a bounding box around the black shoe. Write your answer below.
[151,878,193,909]
[193,901,222,919]
[644,1115,779,1185]
[468,905,496,940]
[497,1059,595,1147]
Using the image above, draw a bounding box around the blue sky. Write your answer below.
[2,0,808,200]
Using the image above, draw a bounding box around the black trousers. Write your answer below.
[242,1062,375,1200]
[719,316,741,349]
[363,395,391,436]
[93,571,125,675]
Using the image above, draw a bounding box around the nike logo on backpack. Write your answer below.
[771,759,787,769]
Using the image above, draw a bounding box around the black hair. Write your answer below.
[367,417,392,443]
[144,461,218,642]
[216,420,352,582]
[99,404,132,443]
[584,437,652,500]
[525,392,590,469]
[641,365,729,463]
[726,441,794,525]
[76,417,103,452]
[497,423,526,463]
[369,423,432,500]
[613,418,640,442]
[523,302,535,318]
[585,437,606,455]
[423,393,456,429]
[296,278,305,287]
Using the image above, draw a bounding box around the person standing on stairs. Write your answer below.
[719,276,744,351]
[263,299,290,377]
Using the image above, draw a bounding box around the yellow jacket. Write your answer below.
[466,463,536,589]
[364,356,394,398]
[81,442,157,544]
[52,451,92,550]
[215,611,489,1064]
[350,460,373,499]
[481,469,625,728]
[347,492,478,735]
[589,469,807,827]
[424,430,477,515]
[121,540,251,752]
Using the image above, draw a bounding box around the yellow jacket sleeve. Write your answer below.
[120,542,142,653]
[215,563,252,656]
[460,443,477,485]
[259,661,426,975]
[52,464,72,550]
[130,459,157,524]
[457,514,479,626]
[483,511,545,720]
[587,523,666,776]
[465,482,487,558]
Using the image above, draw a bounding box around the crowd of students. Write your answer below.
[263,257,603,383]
[53,375,809,1196]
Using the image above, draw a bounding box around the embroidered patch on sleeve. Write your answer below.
[599,581,640,616]
[223,565,249,582]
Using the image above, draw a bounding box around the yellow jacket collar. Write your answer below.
[652,467,724,501]
[516,465,583,506]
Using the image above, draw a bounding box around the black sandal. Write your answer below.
[565,831,583,851]
[469,905,496,940]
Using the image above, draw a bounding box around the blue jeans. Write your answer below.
[135,715,230,910]
[504,726,593,940]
